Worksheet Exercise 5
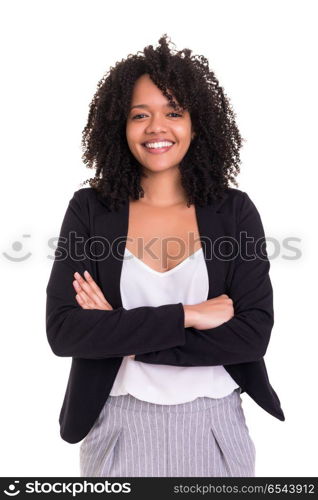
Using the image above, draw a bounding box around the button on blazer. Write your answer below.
[46,187,285,444]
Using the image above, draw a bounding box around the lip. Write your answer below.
[142,143,175,154]
[142,138,175,145]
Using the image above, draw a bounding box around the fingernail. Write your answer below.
[84,270,90,277]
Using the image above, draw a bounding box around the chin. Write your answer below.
[143,162,179,172]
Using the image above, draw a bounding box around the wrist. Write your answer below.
[183,305,198,328]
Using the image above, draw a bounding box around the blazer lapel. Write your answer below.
[94,193,231,310]
[195,193,230,299]
[94,200,129,309]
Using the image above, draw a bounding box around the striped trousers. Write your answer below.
[79,387,256,477]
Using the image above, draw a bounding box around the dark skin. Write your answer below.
[73,74,234,354]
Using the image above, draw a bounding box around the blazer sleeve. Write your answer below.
[45,190,185,359]
[135,192,274,367]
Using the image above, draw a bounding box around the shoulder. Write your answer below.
[216,187,263,226]
[72,187,98,203]
[64,188,104,227]
[223,187,246,202]
[72,187,124,213]
[222,187,260,207]
[71,187,109,212]
[215,187,247,213]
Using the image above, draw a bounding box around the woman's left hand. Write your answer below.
[73,270,113,310]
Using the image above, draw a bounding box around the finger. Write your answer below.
[73,273,110,309]
[74,271,112,309]
[75,291,91,309]
[75,287,96,309]
[73,280,99,308]
[73,277,112,310]
[83,270,112,307]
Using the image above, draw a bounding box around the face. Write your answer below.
[126,74,195,174]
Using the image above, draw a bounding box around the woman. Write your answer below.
[46,34,285,477]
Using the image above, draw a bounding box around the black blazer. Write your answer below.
[46,187,285,444]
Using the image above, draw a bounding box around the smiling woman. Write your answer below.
[80,33,242,211]
[46,33,284,478]
[126,74,195,167]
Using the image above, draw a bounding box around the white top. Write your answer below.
[109,246,239,404]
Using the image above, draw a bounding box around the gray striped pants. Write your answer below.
[79,387,256,477]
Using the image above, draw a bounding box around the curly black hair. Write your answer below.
[80,34,244,211]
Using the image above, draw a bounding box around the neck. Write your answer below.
[138,166,188,207]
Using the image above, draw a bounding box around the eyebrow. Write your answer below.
[129,103,176,111]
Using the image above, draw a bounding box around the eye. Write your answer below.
[131,114,147,120]
[131,112,182,120]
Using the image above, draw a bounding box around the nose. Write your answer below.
[144,113,167,134]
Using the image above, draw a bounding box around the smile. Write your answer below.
[142,141,175,154]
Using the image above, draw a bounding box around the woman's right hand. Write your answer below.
[183,294,234,330]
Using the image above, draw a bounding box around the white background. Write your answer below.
[0,0,317,477]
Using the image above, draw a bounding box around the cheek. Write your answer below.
[126,132,136,151]
[126,125,141,148]
[174,122,192,142]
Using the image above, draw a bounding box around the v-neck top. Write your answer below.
[109,246,239,404]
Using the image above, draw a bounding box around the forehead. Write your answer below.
[130,74,178,107]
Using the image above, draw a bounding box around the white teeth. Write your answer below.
[144,141,174,149]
